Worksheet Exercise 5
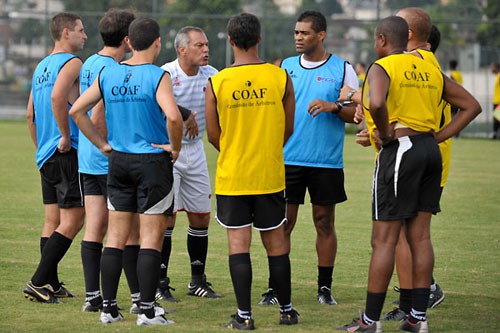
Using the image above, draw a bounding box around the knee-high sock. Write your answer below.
[160,227,173,280]
[187,226,208,281]
[229,253,252,313]
[31,232,71,287]
[101,247,123,314]
[137,249,161,318]
[268,254,291,307]
[123,245,140,295]
[81,241,103,293]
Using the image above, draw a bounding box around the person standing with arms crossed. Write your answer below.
[337,16,481,332]
[71,17,182,325]
[77,8,138,313]
[157,26,220,302]
[259,10,358,306]
[205,12,298,329]
[24,12,87,303]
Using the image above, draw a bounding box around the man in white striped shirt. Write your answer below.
[157,26,221,301]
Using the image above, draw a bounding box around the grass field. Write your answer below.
[0,120,499,332]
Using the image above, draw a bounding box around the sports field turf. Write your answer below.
[0,120,499,332]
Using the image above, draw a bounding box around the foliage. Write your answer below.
[477,0,500,61]
[298,0,342,16]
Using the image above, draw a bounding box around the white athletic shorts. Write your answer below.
[173,139,212,214]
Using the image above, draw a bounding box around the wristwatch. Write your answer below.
[347,90,356,102]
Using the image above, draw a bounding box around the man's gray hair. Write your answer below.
[174,26,205,52]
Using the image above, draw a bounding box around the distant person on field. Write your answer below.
[491,62,500,139]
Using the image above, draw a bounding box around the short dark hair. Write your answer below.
[128,17,160,51]
[427,24,441,53]
[297,10,327,33]
[50,12,81,41]
[99,9,136,47]
[227,13,260,51]
[375,16,409,50]
[449,59,458,70]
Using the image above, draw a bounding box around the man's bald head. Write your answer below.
[396,7,432,43]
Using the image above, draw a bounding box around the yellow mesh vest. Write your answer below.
[210,63,287,195]
[417,49,451,187]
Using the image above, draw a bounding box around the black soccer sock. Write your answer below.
[40,237,49,254]
[399,288,412,314]
[364,291,386,322]
[187,226,208,281]
[31,231,72,287]
[101,247,123,310]
[123,244,140,295]
[81,241,103,294]
[268,254,291,307]
[137,248,161,317]
[409,288,430,323]
[318,265,334,290]
[160,227,173,280]
[229,253,252,313]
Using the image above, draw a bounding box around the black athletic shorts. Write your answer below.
[40,148,83,208]
[372,134,442,221]
[285,165,347,205]
[107,150,174,214]
[82,173,107,197]
[215,190,286,231]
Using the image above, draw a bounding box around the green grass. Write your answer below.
[0,120,499,332]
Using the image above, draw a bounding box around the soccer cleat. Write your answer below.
[428,283,445,309]
[130,302,141,314]
[400,317,429,333]
[99,311,124,324]
[136,306,175,325]
[336,312,382,332]
[23,281,59,303]
[279,309,299,325]
[258,288,278,305]
[53,283,76,298]
[156,277,178,303]
[318,286,337,305]
[130,301,175,315]
[187,275,222,298]
[82,300,103,312]
[381,307,407,321]
[223,314,255,330]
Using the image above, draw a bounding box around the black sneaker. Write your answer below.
[156,277,178,303]
[53,283,76,298]
[318,286,337,305]
[381,307,407,321]
[23,281,59,303]
[279,309,299,325]
[82,296,103,312]
[399,317,429,333]
[427,283,444,309]
[187,275,221,298]
[258,288,278,305]
[336,311,381,332]
[223,314,255,330]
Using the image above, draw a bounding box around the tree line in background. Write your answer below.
[8,0,500,77]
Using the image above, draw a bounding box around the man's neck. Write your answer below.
[51,41,75,55]
[124,50,155,65]
[301,47,327,62]
[232,47,262,66]
[178,58,199,76]
[407,40,429,52]
[98,46,126,62]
